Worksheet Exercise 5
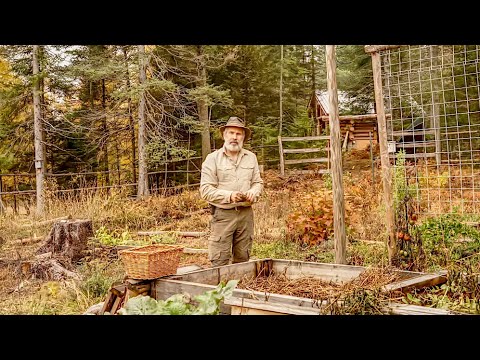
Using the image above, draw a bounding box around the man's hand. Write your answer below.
[244,189,257,202]
[231,191,247,203]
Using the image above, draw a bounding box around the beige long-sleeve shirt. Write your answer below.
[200,146,264,209]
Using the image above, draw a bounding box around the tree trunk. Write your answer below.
[101,78,110,186]
[36,219,93,262]
[196,46,211,162]
[32,45,45,217]
[123,47,137,185]
[137,45,149,197]
[279,45,284,137]
[39,46,47,171]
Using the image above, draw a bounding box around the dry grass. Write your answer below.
[237,266,400,300]
[0,165,403,314]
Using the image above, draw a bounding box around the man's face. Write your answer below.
[223,126,245,152]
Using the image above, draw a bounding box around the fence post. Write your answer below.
[278,136,285,176]
[369,48,396,264]
[326,45,346,265]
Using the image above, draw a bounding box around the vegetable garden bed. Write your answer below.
[152,259,454,315]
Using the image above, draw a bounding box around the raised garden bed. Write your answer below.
[152,258,454,315]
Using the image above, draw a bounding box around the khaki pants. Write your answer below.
[208,206,254,267]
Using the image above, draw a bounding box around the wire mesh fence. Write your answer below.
[380,45,480,216]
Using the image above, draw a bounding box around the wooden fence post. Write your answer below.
[326,45,346,265]
[278,136,285,176]
[369,47,396,264]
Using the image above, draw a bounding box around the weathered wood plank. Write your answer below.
[320,113,391,121]
[110,296,123,315]
[278,135,285,176]
[371,50,395,263]
[99,291,115,315]
[226,297,321,315]
[281,135,330,142]
[230,305,285,315]
[284,158,329,165]
[364,45,402,54]
[385,302,458,315]
[283,148,326,154]
[382,271,447,293]
[166,261,257,285]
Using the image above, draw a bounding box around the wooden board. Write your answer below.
[383,270,447,293]
[226,296,457,315]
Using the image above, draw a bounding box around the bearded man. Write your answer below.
[199,116,264,267]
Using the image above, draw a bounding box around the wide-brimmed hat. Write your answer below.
[219,116,252,140]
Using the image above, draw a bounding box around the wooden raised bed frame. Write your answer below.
[152,259,453,315]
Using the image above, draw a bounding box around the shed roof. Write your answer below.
[310,90,353,115]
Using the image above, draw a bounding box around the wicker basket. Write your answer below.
[119,244,184,280]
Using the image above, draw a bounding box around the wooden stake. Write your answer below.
[370,50,396,264]
[325,45,346,265]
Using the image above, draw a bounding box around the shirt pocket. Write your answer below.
[239,164,254,181]
[217,164,236,182]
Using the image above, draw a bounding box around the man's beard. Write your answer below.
[225,140,243,152]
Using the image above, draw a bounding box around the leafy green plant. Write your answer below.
[118,279,238,315]
[416,213,480,268]
[393,150,417,208]
[323,173,332,190]
[94,226,134,246]
[150,232,178,245]
[401,264,480,314]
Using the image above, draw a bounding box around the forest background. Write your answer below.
[0,45,372,204]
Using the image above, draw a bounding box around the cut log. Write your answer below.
[21,216,70,228]
[12,236,44,245]
[36,219,93,262]
[137,230,207,237]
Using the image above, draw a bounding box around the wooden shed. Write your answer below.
[307,90,379,151]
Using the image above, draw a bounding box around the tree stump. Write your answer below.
[36,219,93,262]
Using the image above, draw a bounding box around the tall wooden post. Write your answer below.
[278,136,285,176]
[325,45,346,264]
[368,47,396,263]
[33,45,45,217]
